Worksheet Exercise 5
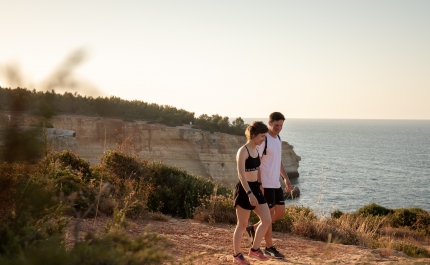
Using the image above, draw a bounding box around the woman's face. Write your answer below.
[253,133,267,145]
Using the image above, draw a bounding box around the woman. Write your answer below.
[232,121,271,264]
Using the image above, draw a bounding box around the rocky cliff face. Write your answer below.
[9,114,301,188]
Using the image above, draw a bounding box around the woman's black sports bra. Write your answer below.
[244,146,260,172]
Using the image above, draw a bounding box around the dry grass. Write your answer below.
[193,190,430,258]
[193,193,236,224]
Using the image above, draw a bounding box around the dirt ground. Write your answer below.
[66,216,430,265]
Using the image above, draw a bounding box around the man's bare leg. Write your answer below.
[250,204,285,246]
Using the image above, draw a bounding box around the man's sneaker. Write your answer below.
[245,225,255,244]
[249,248,269,261]
[264,246,285,259]
[233,253,250,264]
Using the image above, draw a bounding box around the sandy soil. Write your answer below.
[66,216,430,265]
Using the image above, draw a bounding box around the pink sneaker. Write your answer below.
[233,253,250,264]
[249,248,269,261]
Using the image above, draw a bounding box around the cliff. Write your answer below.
[2,113,301,188]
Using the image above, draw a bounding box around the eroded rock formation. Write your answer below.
[4,113,301,188]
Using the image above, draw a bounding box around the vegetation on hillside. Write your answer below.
[0,87,248,135]
[1,122,429,263]
[195,195,430,258]
[0,141,231,264]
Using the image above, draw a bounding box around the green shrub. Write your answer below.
[355,203,393,217]
[144,161,229,218]
[0,162,67,259]
[331,209,344,219]
[391,208,427,227]
[48,151,99,216]
[52,171,97,213]
[391,241,430,258]
[0,227,174,265]
[0,126,44,163]
[413,211,430,235]
[0,157,176,265]
[101,151,230,218]
[56,150,92,181]
[101,150,147,181]
[384,208,430,235]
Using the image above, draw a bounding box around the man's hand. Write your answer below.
[284,178,293,193]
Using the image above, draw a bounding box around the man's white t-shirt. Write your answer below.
[257,134,282,188]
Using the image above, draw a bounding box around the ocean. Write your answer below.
[243,118,430,215]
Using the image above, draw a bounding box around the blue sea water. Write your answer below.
[244,119,430,215]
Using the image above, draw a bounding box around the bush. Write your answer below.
[0,163,67,259]
[390,208,427,227]
[52,171,97,213]
[391,241,430,258]
[0,227,174,265]
[413,212,430,235]
[0,126,44,163]
[101,151,231,218]
[56,150,92,181]
[0,156,178,265]
[280,206,386,247]
[331,209,344,219]
[384,208,430,236]
[194,193,236,224]
[100,151,147,181]
[47,152,99,215]
[355,203,393,217]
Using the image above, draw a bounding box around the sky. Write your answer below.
[1,0,429,120]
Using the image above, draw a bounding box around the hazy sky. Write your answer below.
[1,0,429,119]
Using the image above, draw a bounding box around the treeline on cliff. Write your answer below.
[0,87,248,135]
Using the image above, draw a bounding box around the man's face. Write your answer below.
[269,120,284,135]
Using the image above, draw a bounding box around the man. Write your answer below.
[246,112,293,259]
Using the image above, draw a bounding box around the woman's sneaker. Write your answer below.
[233,253,250,264]
[264,246,285,259]
[249,248,269,261]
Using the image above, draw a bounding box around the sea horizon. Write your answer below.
[241,118,430,214]
[238,117,430,121]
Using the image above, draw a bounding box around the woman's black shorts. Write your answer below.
[233,181,267,210]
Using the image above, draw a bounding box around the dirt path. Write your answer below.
[66,217,430,265]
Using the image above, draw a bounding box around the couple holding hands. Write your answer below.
[233,112,293,264]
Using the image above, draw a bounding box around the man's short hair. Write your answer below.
[269,112,285,122]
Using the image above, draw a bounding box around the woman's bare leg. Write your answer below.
[233,206,251,255]
[251,203,271,250]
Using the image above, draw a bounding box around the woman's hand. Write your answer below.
[248,193,257,206]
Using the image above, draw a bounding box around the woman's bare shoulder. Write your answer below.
[236,145,247,157]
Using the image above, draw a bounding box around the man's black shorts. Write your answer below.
[233,181,267,210]
[264,187,285,208]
